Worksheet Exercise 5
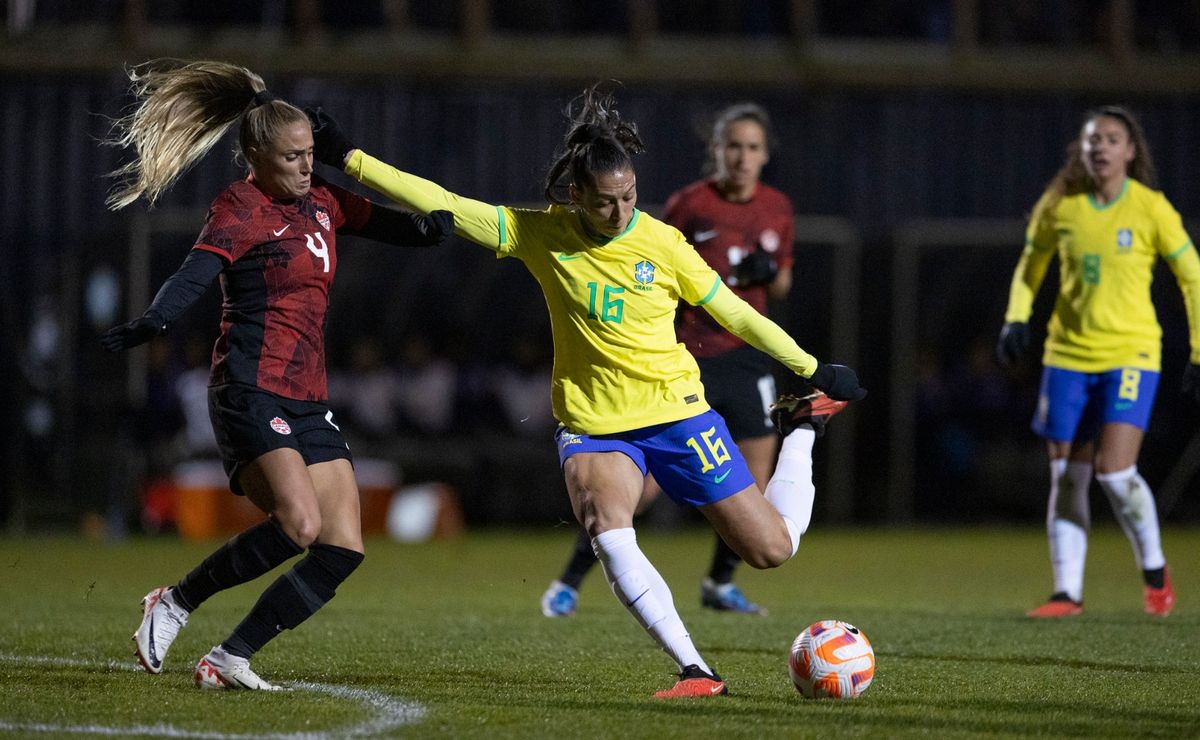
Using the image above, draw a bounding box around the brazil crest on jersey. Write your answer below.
[1006,178,1200,372]
[494,205,721,434]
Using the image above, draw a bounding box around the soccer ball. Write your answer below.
[788,620,875,699]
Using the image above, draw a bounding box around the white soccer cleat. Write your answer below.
[194,646,285,691]
[133,586,188,674]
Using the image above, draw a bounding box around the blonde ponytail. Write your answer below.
[104,59,274,210]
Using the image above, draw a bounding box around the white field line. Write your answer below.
[0,653,425,738]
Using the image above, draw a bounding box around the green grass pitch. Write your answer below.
[1,526,1197,738]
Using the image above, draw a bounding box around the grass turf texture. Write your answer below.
[1,526,1197,738]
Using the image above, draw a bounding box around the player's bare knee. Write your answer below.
[762,541,793,569]
[276,509,321,548]
[1052,489,1087,528]
[740,550,782,569]
[738,538,791,569]
[582,505,633,537]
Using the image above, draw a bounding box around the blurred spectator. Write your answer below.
[174,334,218,459]
[490,335,554,437]
[17,295,60,511]
[136,339,186,462]
[328,335,404,442]
[395,332,457,435]
[916,334,1028,520]
[21,295,59,442]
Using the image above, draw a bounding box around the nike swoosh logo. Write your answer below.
[147,615,160,667]
[714,470,730,483]
[694,229,719,242]
[557,253,581,261]
[273,225,290,237]
[710,683,725,694]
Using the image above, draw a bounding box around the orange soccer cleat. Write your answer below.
[1144,567,1175,617]
[1026,593,1083,618]
[653,665,728,698]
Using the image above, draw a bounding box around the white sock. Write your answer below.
[592,528,709,673]
[1095,465,1165,571]
[763,427,816,556]
[1046,459,1092,602]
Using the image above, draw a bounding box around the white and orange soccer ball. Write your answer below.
[788,619,876,699]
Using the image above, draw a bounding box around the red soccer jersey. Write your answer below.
[666,179,795,358]
[194,175,372,401]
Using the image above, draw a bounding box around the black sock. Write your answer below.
[706,534,742,585]
[559,528,598,590]
[222,543,364,659]
[173,519,304,613]
[1143,567,1165,589]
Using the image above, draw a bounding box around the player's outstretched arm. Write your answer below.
[351,206,455,248]
[307,107,502,250]
[700,280,866,401]
[346,150,501,249]
[100,249,224,352]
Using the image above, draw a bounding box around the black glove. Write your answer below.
[729,249,778,288]
[808,362,867,401]
[1182,363,1200,405]
[305,107,355,167]
[423,210,455,243]
[100,312,166,352]
[995,322,1031,368]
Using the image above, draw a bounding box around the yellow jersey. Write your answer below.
[1005,178,1200,372]
[345,150,819,434]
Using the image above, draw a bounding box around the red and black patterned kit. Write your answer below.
[196,176,371,401]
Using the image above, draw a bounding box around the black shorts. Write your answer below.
[208,383,352,495]
[696,345,777,441]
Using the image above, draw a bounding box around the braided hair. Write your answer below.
[543,82,645,205]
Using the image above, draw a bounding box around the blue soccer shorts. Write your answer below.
[1032,365,1160,443]
[554,409,756,507]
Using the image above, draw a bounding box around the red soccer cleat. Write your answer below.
[1144,567,1175,617]
[653,665,728,698]
[770,391,848,437]
[1026,593,1083,618]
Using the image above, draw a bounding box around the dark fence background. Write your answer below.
[5,0,1200,533]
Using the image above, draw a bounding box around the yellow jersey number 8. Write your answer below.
[1119,368,1140,401]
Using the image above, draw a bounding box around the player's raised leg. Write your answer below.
[699,391,848,570]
